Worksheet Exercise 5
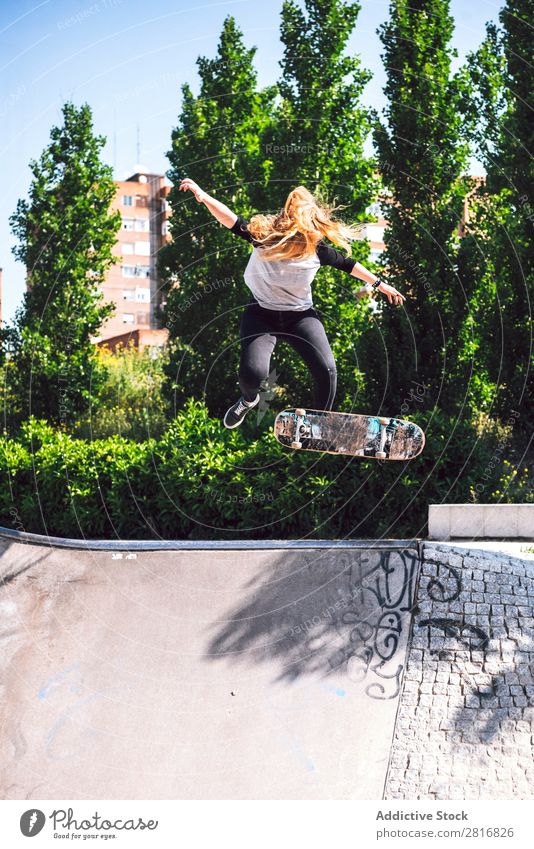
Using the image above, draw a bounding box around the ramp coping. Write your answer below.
[0,526,419,552]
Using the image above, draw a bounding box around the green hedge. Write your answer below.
[1,401,530,540]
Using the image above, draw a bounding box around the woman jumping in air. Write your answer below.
[179,179,406,428]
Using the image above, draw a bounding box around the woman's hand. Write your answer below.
[179,177,206,203]
[354,281,405,305]
[376,281,405,305]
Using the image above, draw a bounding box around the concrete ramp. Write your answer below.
[0,535,419,800]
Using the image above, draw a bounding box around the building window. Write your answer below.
[135,241,150,256]
[121,242,135,255]
[135,195,148,208]
[122,218,135,230]
[135,287,150,303]
[122,265,149,278]
[136,312,150,325]
[122,289,135,300]
[135,218,149,232]
[122,195,133,206]
[161,221,168,236]
[122,313,135,323]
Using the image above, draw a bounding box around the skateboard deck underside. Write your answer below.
[274,409,425,460]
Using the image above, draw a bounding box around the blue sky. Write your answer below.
[1,0,502,323]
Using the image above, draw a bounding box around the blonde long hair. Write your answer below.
[246,186,362,261]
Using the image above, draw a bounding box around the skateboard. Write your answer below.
[274,408,425,460]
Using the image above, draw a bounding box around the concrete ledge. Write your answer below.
[429,503,534,540]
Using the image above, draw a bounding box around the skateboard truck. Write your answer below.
[291,408,307,449]
[375,417,397,458]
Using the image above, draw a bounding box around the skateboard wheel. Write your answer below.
[376,451,387,459]
[291,441,302,449]
[295,408,306,417]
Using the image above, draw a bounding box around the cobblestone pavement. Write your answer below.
[385,543,534,799]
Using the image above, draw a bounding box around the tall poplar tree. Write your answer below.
[458,0,533,419]
[5,102,120,426]
[360,0,474,413]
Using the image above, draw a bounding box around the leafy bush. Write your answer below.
[0,400,529,541]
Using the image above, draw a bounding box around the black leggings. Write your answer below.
[239,301,337,410]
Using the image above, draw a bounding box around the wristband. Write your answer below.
[371,279,382,290]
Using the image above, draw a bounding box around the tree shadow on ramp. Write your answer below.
[204,546,420,700]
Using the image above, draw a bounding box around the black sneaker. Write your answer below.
[223,394,259,429]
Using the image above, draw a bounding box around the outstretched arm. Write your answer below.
[351,262,379,286]
[179,178,237,229]
[351,262,405,306]
[318,243,406,307]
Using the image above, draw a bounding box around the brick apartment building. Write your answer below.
[96,171,171,350]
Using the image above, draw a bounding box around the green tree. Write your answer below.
[158,16,276,414]
[260,0,379,411]
[458,0,533,419]
[359,0,474,414]
[269,0,375,207]
[4,102,120,428]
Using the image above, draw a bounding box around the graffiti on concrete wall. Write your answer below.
[339,549,419,700]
